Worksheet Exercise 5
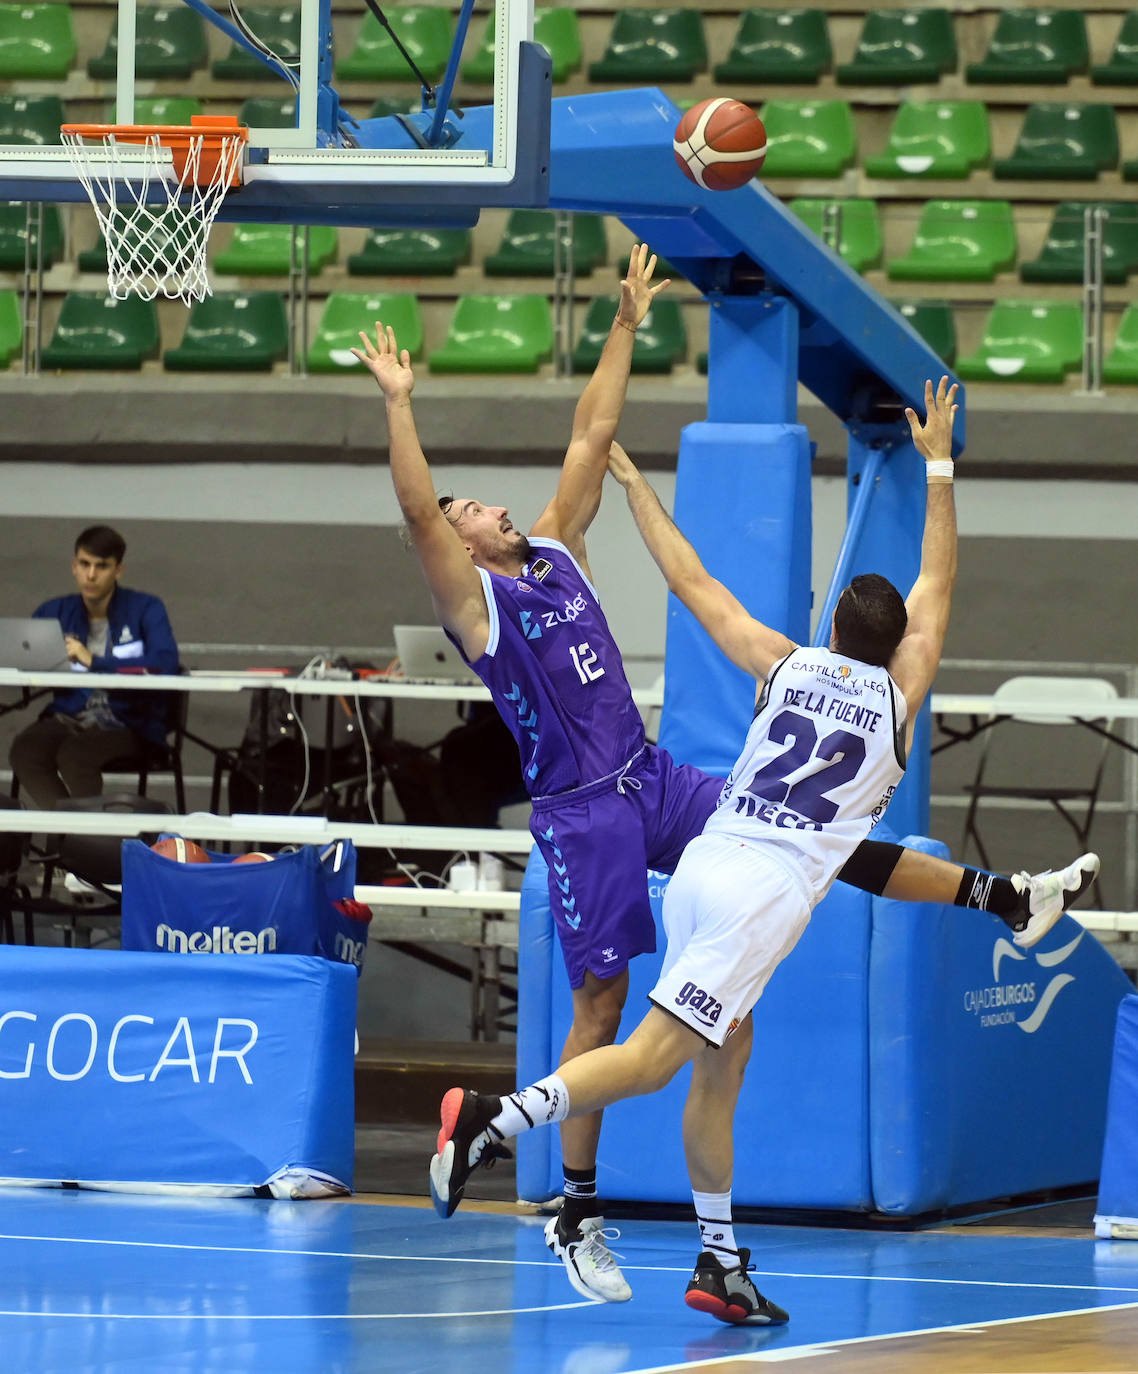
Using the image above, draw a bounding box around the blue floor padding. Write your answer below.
[0,1188,1136,1372]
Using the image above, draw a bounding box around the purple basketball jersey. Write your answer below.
[460,538,646,796]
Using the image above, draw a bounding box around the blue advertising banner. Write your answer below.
[0,947,356,1195]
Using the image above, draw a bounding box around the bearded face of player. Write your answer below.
[445,498,533,570]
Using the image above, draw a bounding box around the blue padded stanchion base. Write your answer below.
[1095,993,1138,1238]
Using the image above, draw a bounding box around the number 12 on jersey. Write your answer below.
[569,642,605,685]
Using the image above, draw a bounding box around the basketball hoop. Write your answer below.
[60,115,250,305]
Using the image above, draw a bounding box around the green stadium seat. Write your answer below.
[787,198,882,272]
[306,292,423,373]
[955,300,1082,382]
[88,5,207,80]
[888,200,1016,283]
[864,100,990,180]
[758,99,856,178]
[571,296,686,374]
[588,9,707,83]
[0,202,64,270]
[714,9,831,85]
[1125,160,1138,184]
[835,8,956,86]
[114,97,202,125]
[41,293,159,370]
[484,210,606,277]
[1092,12,1138,87]
[967,9,1089,85]
[212,6,299,79]
[164,292,289,371]
[0,2,76,79]
[347,226,471,276]
[239,97,298,128]
[1020,202,1138,285]
[335,7,453,83]
[429,295,553,373]
[0,289,21,366]
[212,223,338,276]
[463,7,581,83]
[890,298,956,366]
[1103,306,1138,385]
[993,103,1118,181]
[0,95,64,145]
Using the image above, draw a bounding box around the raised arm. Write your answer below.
[607,442,795,682]
[352,324,490,659]
[888,376,959,728]
[530,245,669,567]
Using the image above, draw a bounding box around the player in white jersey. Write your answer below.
[428,377,963,1326]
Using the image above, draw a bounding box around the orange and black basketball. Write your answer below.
[151,836,211,863]
[673,98,767,191]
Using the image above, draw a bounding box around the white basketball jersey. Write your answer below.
[704,646,908,901]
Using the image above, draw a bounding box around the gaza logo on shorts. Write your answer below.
[675,981,722,1027]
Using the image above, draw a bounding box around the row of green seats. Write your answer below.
[9,289,1138,384]
[9,199,1138,285]
[18,290,689,375]
[7,5,1138,88]
[790,198,1138,284]
[5,92,1134,185]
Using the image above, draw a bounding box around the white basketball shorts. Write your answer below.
[649,832,813,1048]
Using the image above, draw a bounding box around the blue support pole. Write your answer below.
[811,447,885,648]
[658,294,813,776]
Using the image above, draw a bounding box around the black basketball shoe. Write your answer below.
[429,1087,511,1218]
[684,1249,789,1325]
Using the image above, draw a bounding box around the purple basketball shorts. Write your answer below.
[530,744,723,989]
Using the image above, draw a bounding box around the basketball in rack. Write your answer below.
[60,115,250,305]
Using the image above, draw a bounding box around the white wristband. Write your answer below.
[925,459,954,480]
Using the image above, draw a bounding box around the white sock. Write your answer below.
[693,1189,739,1268]
[490,1073,570,1139]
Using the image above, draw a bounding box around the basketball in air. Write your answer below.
[673,98,767,191]
[151,836,211,863]
[233,851,274,864]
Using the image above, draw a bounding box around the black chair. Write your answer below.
[100,675,189,812]
[0,794,30,944]
[13,793,173,946]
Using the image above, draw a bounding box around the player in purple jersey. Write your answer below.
[354,256,1098,1304]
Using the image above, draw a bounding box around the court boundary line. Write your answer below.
[1,1230,1137,1296]
[625,1299,1138,1372]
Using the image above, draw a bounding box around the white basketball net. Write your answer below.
[61,129,245,305]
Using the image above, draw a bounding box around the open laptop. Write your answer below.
[0,617,70,670]
[393,625,480,684]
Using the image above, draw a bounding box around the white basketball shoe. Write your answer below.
[544,1211,632,1303]
[1010,853,1100,949]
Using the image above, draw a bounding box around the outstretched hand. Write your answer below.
[352,322,414,400]
[606,440,640,487]
[617,243,670,330]
[905,375,959,462]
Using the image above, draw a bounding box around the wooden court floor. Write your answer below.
[2,1186,1137,1373]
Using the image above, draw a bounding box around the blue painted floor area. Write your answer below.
[1,1188,1138,1373]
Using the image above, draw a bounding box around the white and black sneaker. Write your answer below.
[545,1210,632,1303]
[429,1087,511,1219]
[1010,852,1100,949]
[685,1248,789,1325]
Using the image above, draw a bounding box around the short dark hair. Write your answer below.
[833,573,907,667]
[75,524,126,563]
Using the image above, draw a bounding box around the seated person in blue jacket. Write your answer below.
[9,524,180,809]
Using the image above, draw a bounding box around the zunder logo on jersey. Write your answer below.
[519,609,543,640]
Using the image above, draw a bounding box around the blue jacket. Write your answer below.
[34,586,180,745]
